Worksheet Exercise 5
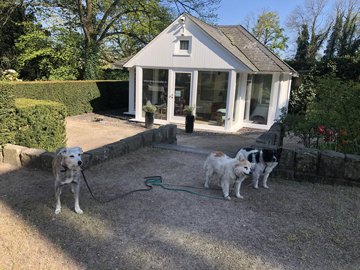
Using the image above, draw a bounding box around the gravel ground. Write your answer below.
[1,147,359,270]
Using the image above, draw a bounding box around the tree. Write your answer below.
[16,22,82,80]
[295,24,310,61]
[0,1,34,71]
[287,0,331,60]
[36,0,220,79]
[337,0,359,57]
[107,4,173,58]
[324,0,359,59]
[324,9,343,59]
[251,11,288,56]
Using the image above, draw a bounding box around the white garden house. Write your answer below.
[123,13,297,131]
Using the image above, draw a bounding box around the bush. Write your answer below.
[281,76,360,154]
[0,83,17,145]
[5,80,129,116]
[15,98,67,151]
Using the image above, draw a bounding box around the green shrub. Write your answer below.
[0,83,17,145]
[15,98,67,151]
[281,76,360,154]
[6,80,129,116]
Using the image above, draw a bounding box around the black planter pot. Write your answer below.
[185,115,195,133]
[145,112,154,129]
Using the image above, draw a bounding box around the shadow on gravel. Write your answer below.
[1,147,360,269]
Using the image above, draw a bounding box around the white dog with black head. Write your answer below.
[204,151,252,200]
[235,148,279,189]
[52,147,84,214]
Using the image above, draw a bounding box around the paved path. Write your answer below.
[66,112,264,155]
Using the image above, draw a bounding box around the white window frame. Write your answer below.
[174,36,192,56]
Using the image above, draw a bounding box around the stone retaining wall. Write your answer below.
[254,123,360,187]
[0,124,177,171]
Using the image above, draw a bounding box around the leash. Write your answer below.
[80,170,225,203]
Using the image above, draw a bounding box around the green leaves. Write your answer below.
[252,11,288,56]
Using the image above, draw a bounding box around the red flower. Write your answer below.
[317,125,326,135]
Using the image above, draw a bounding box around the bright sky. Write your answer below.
[217,0,337,58]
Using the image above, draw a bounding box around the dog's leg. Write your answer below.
[234,176,245,199]
[72,182,83,214]
[252,173,260,189]
[220,178,231,200]
[262,173,270,189]
[54,182,62,214]
[204,169,213,188]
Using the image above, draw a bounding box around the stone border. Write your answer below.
[254,123,360,187]
[0,124,177,171]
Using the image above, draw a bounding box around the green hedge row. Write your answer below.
[8,80,129,116]
[15,98,66,152]
[0,83,17,145]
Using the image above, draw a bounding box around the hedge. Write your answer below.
[8,80,129,116]
[0,83,17,145]
[15,98,67,152]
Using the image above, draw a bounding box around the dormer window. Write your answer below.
[174,36,192,56]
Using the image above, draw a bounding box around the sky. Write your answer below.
[216,0,337,58]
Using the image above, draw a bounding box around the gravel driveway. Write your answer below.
[1,147,359,270]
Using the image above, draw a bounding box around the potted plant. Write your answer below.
[143,101,157,129]
[183,105,195,133]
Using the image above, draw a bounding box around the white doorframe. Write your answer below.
[224,70,237,130]
[135,66,143,120]
[168,69,194,123]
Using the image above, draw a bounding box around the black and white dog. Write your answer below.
[235,148,279,189]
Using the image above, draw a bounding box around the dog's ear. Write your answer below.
[56,148,68,156]
[237,152,246,161]
[75,147,83,154]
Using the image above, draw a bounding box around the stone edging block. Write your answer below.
[1,124,177,171]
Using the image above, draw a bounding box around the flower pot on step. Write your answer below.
[185,115,195,133]
[145,112,154,129]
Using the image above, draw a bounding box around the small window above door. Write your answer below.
[180,40,189,50]
[174,36,192,56]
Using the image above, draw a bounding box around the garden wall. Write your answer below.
[0,125,177,171]
[254,123,360,187]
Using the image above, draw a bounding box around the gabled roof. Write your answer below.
[186,14,297,75]
[123,13,297,76]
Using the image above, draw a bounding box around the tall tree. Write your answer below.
[337,0,359,57]
[323,0,359,59]
[295,24,310,61]
[37,0,220,79]
[251,11,288,56]
[324,8,343,59]
[287,0,331,60]
[0,1,34,71]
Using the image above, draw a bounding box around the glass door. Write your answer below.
[170,72,192,120]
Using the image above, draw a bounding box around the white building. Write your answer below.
[123,13,297,131]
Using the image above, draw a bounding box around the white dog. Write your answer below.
[204,151,252,200]
[52,147,84,214]
[235,148,279,189]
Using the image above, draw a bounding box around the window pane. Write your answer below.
[196,71,228,126]
[244,74,272,125]
[174,73,191,116]
[180,40,189,50]
[143,69,168,120]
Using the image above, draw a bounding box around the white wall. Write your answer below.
[125,18,250,71]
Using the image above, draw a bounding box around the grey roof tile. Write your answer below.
[187,14,297,74]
